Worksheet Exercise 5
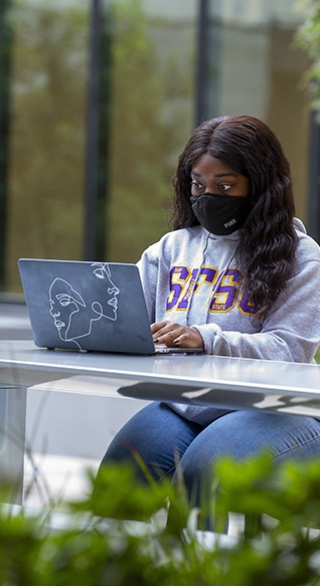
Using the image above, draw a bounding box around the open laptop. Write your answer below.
[18,258,204,355]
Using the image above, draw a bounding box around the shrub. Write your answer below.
[2,454,320,584]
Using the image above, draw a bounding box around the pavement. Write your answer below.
[0,302,149,506]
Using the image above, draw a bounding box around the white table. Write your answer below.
[1,340,320,416]
[1,339,320,503]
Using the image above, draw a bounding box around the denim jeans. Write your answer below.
[101,401,320,505]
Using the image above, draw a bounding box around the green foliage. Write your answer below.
[5,0,194,292]
[6,1,89,281]
[2,455,320,584]
[295,0,320,112]
[105,0,194,262]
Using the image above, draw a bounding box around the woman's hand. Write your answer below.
[151,321,204,349]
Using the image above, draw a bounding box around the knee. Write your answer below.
[100,401,196,483]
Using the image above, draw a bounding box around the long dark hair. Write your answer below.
[170,115,298,319]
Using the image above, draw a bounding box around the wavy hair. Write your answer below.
[170,115,298,319]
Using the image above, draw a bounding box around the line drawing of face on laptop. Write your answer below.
[48,262,120,349]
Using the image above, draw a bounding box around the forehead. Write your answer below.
[191,154,238,176]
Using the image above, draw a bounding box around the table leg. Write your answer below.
[0,386,26,504]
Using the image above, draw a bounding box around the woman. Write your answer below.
[100,115,320,509]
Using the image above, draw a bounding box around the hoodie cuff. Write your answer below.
[192,323,221,355]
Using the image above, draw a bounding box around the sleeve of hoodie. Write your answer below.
[194,246,320,363]
[136,244,159,324]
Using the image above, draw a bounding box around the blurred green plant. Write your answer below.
[2,454,320,584]
[295,0,320,113]
[5,0,194,292]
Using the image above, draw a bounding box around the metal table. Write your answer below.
[1,340,320,416]
[1,339,320,503]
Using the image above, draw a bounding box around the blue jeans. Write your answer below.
[101,401,320,505]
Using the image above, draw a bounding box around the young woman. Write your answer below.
[100,115,320,508]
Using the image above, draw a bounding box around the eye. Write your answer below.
[56,294,71,307]
[93,267,106,279]
[218,183,232,192]
[191,180,204,192]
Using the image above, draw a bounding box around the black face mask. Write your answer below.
[190,193,250,235]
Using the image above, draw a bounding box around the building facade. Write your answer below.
[0,0,318,297]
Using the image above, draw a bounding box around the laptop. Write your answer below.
[18,258,204,355]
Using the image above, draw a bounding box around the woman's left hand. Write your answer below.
[151,321,204,349]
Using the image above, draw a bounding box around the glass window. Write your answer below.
[0,0,313,296]
[206,0,310,223]
[105,0,198,262]
[2,0,198,294]
[5,0,90,293]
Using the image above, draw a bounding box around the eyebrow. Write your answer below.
[191,171,238,178]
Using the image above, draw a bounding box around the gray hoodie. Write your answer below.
[137,218,320,423]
